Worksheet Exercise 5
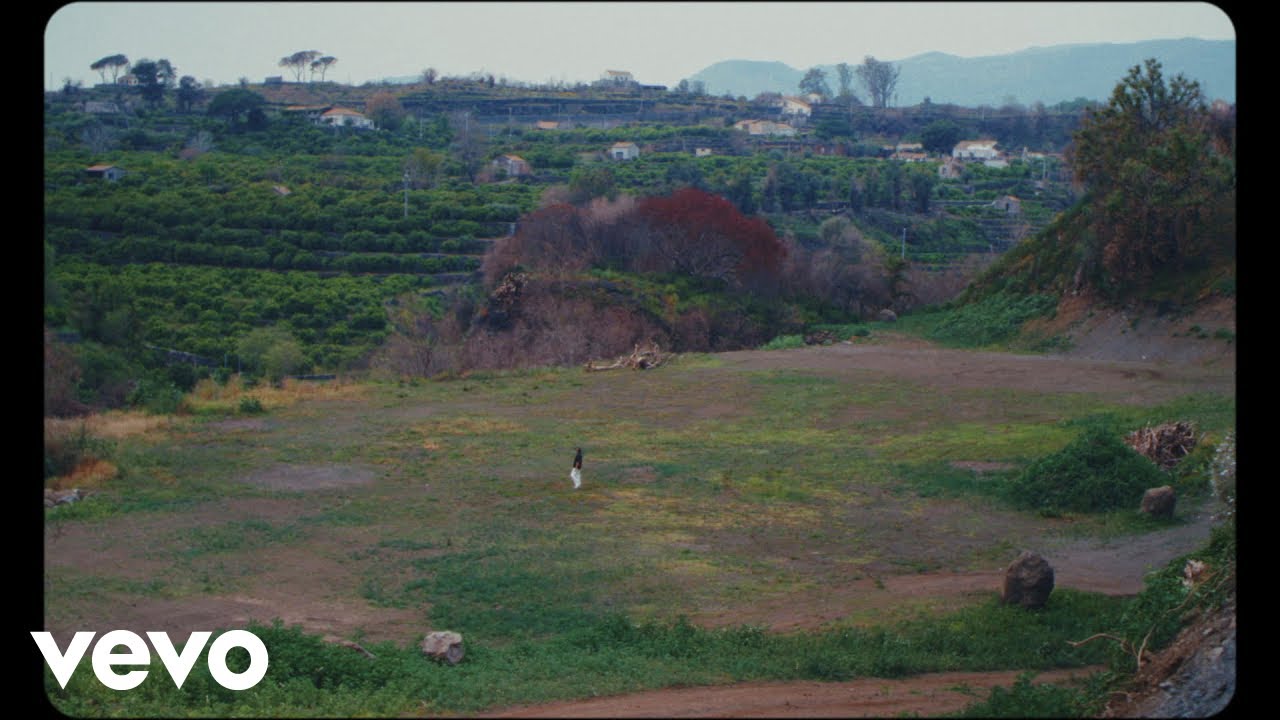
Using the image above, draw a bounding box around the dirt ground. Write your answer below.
[43,302,1236,716]
[482,667,1104,718]
[480,302,1237,718]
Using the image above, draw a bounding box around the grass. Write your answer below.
[42,342,1236,716]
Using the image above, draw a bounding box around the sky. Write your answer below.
[43,2,1236,91]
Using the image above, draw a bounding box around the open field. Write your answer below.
[42,331,1235,716]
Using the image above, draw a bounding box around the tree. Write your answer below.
[156,59,177,88]
[449,111,486,182]
[920,119,962,155]
[90,54,129,84]
[279,50,321,82]
[366,91,406,130]
[310,55,337,81]
[799,67,831,99]
[856,56,901,108]
[1069,58,1234,289]
[207,88,267,128]
[130,59,164,105]
[637,187,787,290]
[835,62,860,105]
[176,76,203,112]
[907,168,938,213]
[421,67,438,85]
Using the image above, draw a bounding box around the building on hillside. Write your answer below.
[264,76,284,86]
[601,69,635,85]
[85,164,124,181]
[952,139,1000,160]
[319,107,374,129]
[492,154,532,177]
[991,195,1022,215]
[733,119,797,137]
[81,100,121,114]
[610,141,640,160]
[535,120,560,130]
[777,96,812,117]
[284,104,333,121]
[938,156,964,180]
[694,147,714,157]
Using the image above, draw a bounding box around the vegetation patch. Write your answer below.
[1006,420,1169,514]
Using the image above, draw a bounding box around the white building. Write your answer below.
[319,107,375,129]
[952,139,1000,160]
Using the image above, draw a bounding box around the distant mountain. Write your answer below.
[685,38,1235,107]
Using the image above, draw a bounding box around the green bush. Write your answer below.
[760,334,805,350]
[1006,422,1168,514]
[127,376,186,415]
[957,671,1105,717]
[239,397,265,415]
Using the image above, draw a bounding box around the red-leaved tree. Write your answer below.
[635,188,787,292]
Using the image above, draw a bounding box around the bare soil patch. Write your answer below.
[483,666,1103,718]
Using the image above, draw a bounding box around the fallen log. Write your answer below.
[584,341,672,372]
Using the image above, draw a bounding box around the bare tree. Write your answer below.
[856,55,901,108]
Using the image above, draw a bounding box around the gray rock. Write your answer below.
[1140,486,1176,519]
[877,308,898,323]
[421,631,464,665]
[1001,550,1055,609]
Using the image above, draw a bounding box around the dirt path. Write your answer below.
[482,666,1103,718]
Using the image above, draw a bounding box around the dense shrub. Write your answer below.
[1006,421,1168,514]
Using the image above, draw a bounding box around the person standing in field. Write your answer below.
[571,448,582,489]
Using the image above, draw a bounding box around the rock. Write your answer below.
[877,308,898,323]
[421,631,464,665]
[1001,551,1055,608]
[1140,486,1176,519]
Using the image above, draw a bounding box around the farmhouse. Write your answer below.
[778,96,812,117]
[602,69,635,86]
[319,107,374,129]
[492,154,532,177]
[535,120,560,130]
[952,139,1000,160]
[85,164,124,181]
[610,142,640,160]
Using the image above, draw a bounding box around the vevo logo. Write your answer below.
[32,630,268,691]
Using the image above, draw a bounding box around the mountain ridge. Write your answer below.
[685,38,1235,106]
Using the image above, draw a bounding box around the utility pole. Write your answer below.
[403,171,410,219]
[901,227,906,260]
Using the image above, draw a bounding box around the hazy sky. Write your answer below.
[44,2,1235,90]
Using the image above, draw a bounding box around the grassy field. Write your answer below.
[41,335,1235,716]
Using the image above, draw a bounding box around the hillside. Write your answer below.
[686,38,1235,105]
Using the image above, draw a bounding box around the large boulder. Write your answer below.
[877,308,898,323]
[1140,486,1177,519]
[1001,551,1055,609]
[421,631,464,665]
